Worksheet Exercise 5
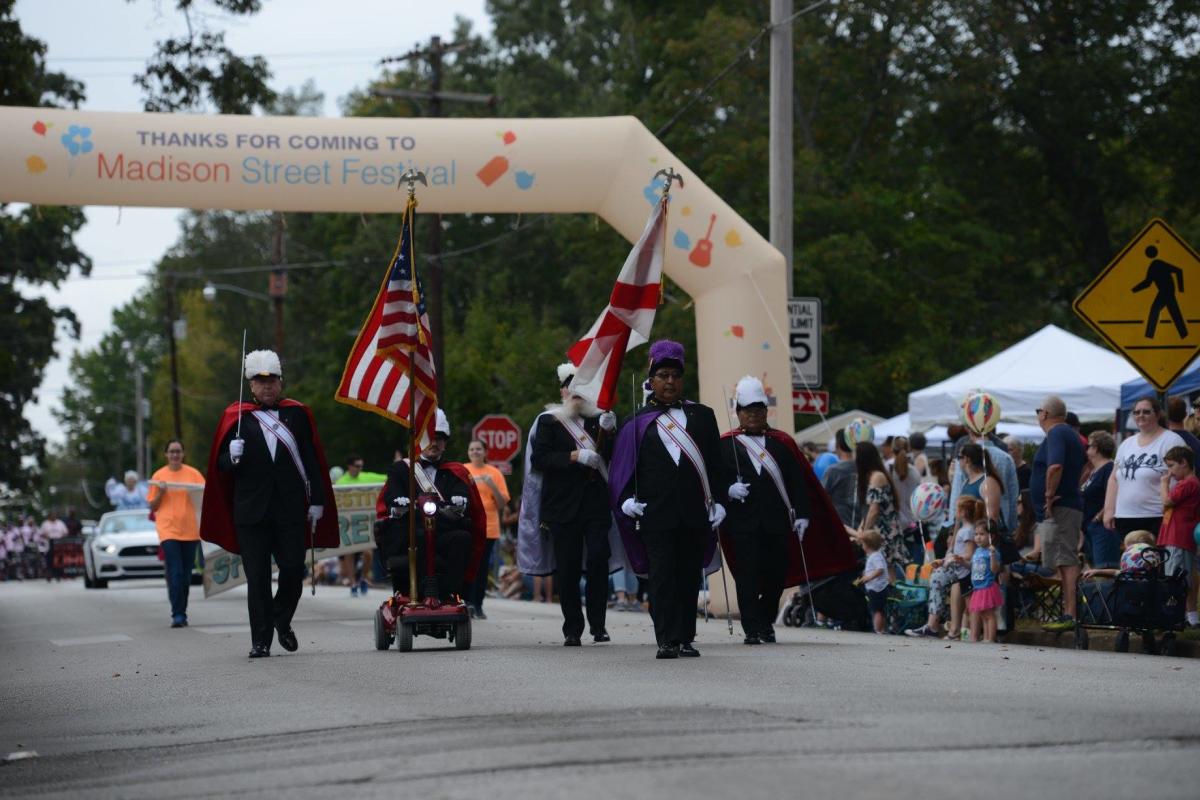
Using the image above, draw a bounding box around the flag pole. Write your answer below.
[400,169,427,604]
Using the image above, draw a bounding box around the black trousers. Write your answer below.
[729,527,787,636]
[550,518,611,638]
[642,523,706,646]
[236,518,305,650]
[469,538,496,610]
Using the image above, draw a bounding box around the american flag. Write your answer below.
[335,199,438,447]
[566,196,667,410]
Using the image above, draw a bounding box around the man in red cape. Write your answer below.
[718,376,855,643]
[200,349,338,658]
[374,409,487,601]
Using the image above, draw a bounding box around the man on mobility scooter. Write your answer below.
[373,409,487,651]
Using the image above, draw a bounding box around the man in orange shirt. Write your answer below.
[147,439,206,627]
[464,440,510,619]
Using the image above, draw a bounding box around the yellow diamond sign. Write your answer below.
[1074,218,1200,392]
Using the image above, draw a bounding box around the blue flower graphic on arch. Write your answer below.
[61,125,94,156]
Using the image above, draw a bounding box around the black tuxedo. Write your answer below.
[531,412,612,525]
[617,399,724,647]
[379,459,473,599]
[216,403,326,652]
[531,411,614,638]
[720,431,811,637]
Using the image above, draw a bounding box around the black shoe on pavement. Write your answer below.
[248,644,271,658]
[593,630,611,643]
[678,642,700,657]
[276,627,298,652]
[656,643,680,659]
[564,636,582,647]
[743,634,761,645]
[759,629,776,643]
[475,608,488,621]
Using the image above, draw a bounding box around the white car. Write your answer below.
[83,510,164,588]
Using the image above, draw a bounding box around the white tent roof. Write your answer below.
[908,325,1139,428]
[794,410,885,451]
[871,412,1045,446]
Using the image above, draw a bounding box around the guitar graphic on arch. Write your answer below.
[688,213,717,267]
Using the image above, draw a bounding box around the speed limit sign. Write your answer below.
[788,298,822,389]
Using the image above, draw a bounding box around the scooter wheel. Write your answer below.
[455,616,472,650]
[398,621,414,652]
[374,607,392,651]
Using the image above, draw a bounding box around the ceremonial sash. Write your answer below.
[404,459,445,501]
[558,414,609,482]
[735,434,795,522]
[655,413,713,508]
[250,409,310,502]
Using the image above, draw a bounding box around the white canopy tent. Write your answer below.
[908,325,1139,429]
[871,412,1046,446]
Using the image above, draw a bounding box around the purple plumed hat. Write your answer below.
[648,339,685,375]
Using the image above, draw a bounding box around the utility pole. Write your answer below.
[163,279,183,440]
[376,36,497,380]
[133,366,145,479]
[770,0,795,295]
[269,213,287,357]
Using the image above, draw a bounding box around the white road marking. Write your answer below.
[49,634,132,646]
[5,750,37,762]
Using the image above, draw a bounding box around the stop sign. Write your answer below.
[471,414,523,463]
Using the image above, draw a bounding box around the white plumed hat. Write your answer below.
[434,408,450,436]
[734,375,768,408]
[557,362,577,386]
[244,349,282,379]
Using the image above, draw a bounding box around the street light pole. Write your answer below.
[770,0,795,294]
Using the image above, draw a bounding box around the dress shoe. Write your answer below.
[678,642,700,657]
[655,643,680,659]
[593,630,611,643]
[759,629,776,643]
[276,627,298,652]
[476,607,488,620]
[170,615,185,629]
[248,644,271,658]
[563,636,582,647]
[743,634,761,645]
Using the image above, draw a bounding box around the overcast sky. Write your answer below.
[15,0,491,445]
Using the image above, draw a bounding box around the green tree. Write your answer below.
[0,0,89,496]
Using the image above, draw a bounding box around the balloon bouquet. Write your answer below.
[843,417,875,529]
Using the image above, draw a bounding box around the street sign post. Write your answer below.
[471,414,522,475]
[792,389,830,415]
[1074,218,1200,392]
[788,297,821,389]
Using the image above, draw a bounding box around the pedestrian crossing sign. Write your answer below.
[1074,218,1200,392]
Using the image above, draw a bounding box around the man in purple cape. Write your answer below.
[609,340,726,660]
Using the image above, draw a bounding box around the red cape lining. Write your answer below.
[200,400,340,555]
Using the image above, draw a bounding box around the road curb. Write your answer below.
[1005,627,1198,657]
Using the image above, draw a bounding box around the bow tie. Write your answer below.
[649,399,684,410]
[257,404,280,412]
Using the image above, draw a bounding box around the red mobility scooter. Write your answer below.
[373,482,486,653]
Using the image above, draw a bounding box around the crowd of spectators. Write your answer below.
[802,393,1200,642]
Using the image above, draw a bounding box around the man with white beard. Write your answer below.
[527,363,618,646]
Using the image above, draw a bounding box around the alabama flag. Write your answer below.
[566,196,668,410]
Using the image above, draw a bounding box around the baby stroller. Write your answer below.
[1074,547,1188,656]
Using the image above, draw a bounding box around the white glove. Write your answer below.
[621,498,646,518]
[709,503,726,529]
[390,496,410,518]
[576,448,602,470]
[599,411,617,432]
[229,438,245,460]
[308,505,324,524]
[728,481,750,502]
[450,495,468,511]
[793,517,810,541]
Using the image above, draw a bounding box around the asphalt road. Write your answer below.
[2,577,1198,799]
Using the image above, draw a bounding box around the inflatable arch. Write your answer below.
[1,107,794,433]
